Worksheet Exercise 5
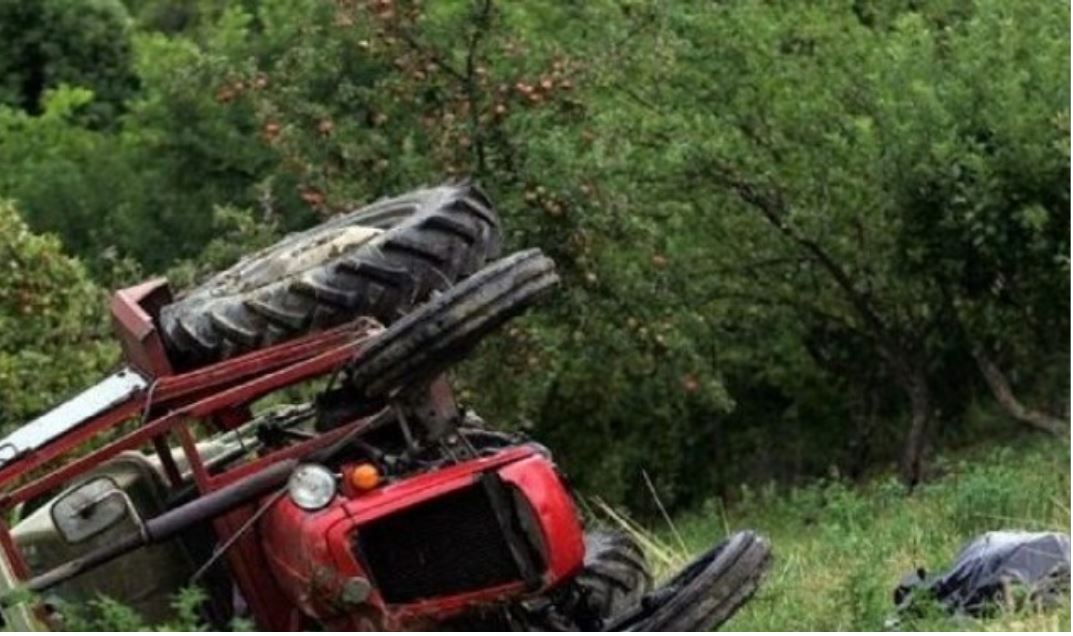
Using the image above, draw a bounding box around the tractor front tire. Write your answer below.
[344,249,559,400]
[159,183,501,368]
[616,531,772,632]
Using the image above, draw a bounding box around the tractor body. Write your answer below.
[0,280,585,630]
[0,263,769,632]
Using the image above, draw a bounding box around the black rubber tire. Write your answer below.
[345,249,558,399]
[575,530,653,628]
[159,183,501,368]
[617,531,772,632]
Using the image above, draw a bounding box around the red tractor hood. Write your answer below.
[258,444,584,630]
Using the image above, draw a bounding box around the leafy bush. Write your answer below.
[61,587,255,631]
[0,200,115,431]
[0,0,137,125]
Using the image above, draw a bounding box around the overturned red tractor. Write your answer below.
[0,184,770,630]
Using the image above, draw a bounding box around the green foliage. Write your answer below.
[60,586,250,631]
[62,596,150,631]
[0,201,116,430]
[0,0,1066,510]
[0,0,137,125]
[163,204,282,290]
[0,86,135,266]
[560,0,1069,485]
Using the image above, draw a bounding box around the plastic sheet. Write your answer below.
[895,531,1071,616]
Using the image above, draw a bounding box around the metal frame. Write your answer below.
[0,278,591,631]
[0,281,383,628]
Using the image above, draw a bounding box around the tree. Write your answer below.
[0,0,1065,508]
[0,201,116,430]
[584,0,1069,483]
[0,0,137,126]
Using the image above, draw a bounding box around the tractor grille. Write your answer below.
[354,482,523,604]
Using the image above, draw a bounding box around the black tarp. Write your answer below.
[894,531,1070,616]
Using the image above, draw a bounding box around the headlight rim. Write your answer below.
[287,463,338,511]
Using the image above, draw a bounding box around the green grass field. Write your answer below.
[619,435,1070,631]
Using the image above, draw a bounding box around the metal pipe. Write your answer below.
[2,458,297,601]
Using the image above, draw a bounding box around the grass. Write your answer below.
[614,435,1070,631]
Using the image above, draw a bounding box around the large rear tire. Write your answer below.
[159,183,501,368]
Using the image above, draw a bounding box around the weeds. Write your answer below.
[601,435,1070,631]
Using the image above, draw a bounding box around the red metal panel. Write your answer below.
[214,507,296,630]
[499,455,586,583]
[176,423,212,493]
[259,446,584,629]
[0,520,29,580]
[110,279,175,377]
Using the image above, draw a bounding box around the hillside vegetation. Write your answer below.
[0,0,1068,514]
[64,433,1070,630]
[633,434,1070,631]
[0,3,1067,630]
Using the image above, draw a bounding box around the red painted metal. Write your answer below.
[150,322,378,406]
[0,322,381,508]
[0,520,29,580]
[499,454,586,583]
[2,281,589,631]
[259,445,585,630]
[0,400,142,506]
[110,278,175,377]
[214,507,296,630]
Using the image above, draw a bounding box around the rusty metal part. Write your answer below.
[391,376,460,444]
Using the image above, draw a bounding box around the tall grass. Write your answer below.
[608,435,1070,631]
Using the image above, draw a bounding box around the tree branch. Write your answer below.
[938,281,1069,437]
[464,0,493,174]
[971,347,1069,437]
[707,164,894,348]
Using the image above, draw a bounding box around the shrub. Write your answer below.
[0,200,115,431]
[0,0,137,125]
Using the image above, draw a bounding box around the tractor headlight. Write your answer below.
[287,464,337,511]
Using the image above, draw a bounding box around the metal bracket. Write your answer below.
[392,375,460,444]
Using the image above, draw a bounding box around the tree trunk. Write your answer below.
[971,348,1069,437]
[845,383,880,480]
[898,372,931,488]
